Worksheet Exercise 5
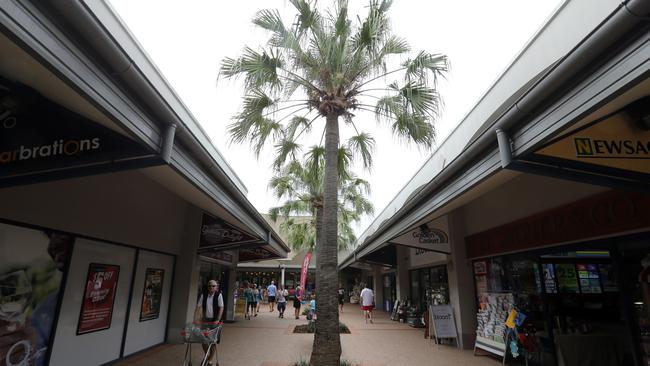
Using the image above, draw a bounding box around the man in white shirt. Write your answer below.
[360,283,374,324]
[196,280,224,366]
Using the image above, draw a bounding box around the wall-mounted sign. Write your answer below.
[77,263,120,334]
[199,213,258,250]
[140,268,164,322]
[392,216,451,254]
[238,246,276,261]
[0,79,153,183]
[535,110,650,175]
[199,250,234,263]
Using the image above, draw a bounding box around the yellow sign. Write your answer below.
[536,112,650,174]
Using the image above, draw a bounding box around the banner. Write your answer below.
[139,268,164,322]
[0,223,73,366]
[77,263,120,335]
[299,251,313,293]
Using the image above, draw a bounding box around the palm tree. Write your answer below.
[220,1,448,363]
[268,147,374,253]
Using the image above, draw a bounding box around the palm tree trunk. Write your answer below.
[310,113,342,365]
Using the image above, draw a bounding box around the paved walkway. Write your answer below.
[117,305,500,366]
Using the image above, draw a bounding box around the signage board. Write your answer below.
[77,263,120,334]
[535,110,650,175]
[0,79,153,183]
[199,213,258,250]
[392,216,451,254]
[238,246,276,261]
[429,305,458,341]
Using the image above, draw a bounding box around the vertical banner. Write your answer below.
[139,268,164,322]
[299,251,312,294]
[0,224,73,366]
[77,264,120,335]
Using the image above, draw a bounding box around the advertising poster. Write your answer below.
[577,263,602,294]
[556,263,579,293]
[599,264,618,292]
[543,263,557,294]
[139,268,164,322]
[0,223,73,366]
[77,264,120,335]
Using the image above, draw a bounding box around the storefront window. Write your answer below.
[410,265,448,312]
[474,247,639,365]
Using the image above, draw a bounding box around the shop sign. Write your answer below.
[392,216,451,254]
[199,250,234,263]
[139,268,164,322]
[409,248,447,268]
[199,213,259,250]
[535,110,650,175]
[466,190,650,258]
[0,80,153,182]
[238,246,276,261]
[77,263,120,335]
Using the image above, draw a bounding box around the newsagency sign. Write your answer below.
[535,110,650,175]
[390,215,451,254]
[0,80,153,183]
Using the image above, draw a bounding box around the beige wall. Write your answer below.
[0,170,191,254]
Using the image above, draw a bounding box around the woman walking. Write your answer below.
[293,285,302,319]
[251,283,260,317]
[277,285,288,318]
[243,281,253,320]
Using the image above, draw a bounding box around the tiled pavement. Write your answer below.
[117,305,500,366]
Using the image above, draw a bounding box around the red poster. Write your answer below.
[77,263,120,335]
[299,251,312,292]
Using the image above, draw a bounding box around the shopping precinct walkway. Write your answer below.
[117,306,500,366]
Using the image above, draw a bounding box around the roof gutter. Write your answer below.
[45,0,289,253]
[341,0,650,268]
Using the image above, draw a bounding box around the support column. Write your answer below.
[372,265,384,311]
[395,245,410,301]
[225,251,239,321]
[167,207,202,343]
[446,209,476,349]
[281,265,285,288]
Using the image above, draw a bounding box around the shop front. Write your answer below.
[467,190,650,365]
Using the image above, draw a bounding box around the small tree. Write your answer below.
[220,1,448,363]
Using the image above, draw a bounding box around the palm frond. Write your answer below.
[347,133,375,170]
[403,51,450,86]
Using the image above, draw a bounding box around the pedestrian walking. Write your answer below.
[338,284,345,313]
[293,285,302,319]
[267,280,277,312]
[360,283,374,324]
[277,286,288,318]
[194,280,224,366]
[251,283,259,317]
[243,281,253,320]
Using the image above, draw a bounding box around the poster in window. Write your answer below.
[473,261,487,275]
[598,264,618,292]
[77,263,120,334]
[0,224,74,366]
[543,263,557,293]
[577,264,602,293]
[555,263,579,293]
[140,268,164,321]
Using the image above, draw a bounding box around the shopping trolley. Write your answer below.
[180,321,223,366]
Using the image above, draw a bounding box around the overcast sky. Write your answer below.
[108,0,562,235]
